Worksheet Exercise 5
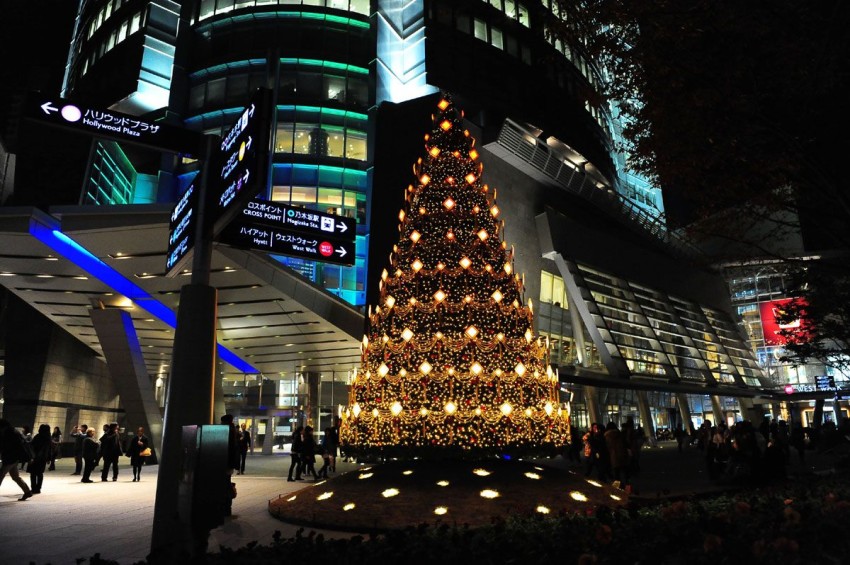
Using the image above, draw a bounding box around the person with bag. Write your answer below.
[126,426,151,482]
[0,419,34,500]
[99,422,123,482]
[28,424,53,494]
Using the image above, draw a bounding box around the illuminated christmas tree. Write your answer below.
[340,95,570,457]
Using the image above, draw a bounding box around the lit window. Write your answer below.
[474,18,487,41]
[491,28,503,50]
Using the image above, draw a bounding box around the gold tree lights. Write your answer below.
[340,96,570,457]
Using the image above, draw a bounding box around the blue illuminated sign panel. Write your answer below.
[218,219,355,266]
[165,181,198,276]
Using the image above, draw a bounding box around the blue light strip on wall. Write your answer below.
[28,219,258,374]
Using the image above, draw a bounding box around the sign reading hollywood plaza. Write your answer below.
[209,87,273,237]
[25,93,202,155]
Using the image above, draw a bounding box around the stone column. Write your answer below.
[262,415,275,454]
[675,393,694,434]
[710,395,724,427]
[636,391,657,447]
[583,386,603,426]
[813,399,825,429]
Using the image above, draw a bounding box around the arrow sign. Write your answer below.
[233,199,356,242]
[40,102,58,115]
[218,218,355,266]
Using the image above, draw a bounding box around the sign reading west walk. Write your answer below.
[24,93,202,155]
[210,87,273,238]
[218,219,355,266]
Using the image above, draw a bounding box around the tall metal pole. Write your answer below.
[150,134,220,560]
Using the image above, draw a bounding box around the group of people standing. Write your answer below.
[0,418,152,500]
[287,418,340,482]
[578,418,647,490]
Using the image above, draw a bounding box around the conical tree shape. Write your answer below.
[340,95,570,457]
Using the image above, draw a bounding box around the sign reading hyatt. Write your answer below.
[165,180,198,276]
[218,219,355,266]
[210,87,273,237]
[25,93,202,155]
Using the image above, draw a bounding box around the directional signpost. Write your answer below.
[218,199,356,266]
[165,179,198,275]
[25,93,202,155]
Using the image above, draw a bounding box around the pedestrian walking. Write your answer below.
[28,424,53,494]
[99,422,123,481]
[81,428,99,483]
[71,424,87,475]
[300,426,319,480]
[126,427,150,482]
[0,419,34,500]
[287,426,304,481]
[321,418,340,473]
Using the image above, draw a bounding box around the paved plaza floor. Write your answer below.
[0,441,835,564]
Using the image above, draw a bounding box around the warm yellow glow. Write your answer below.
[465,173,477,184]
[402,328,414,342]
[544,402,554,416]
[587,480,603,488]
[525,329,533,343]
[437,480,450,487]
[358,473,373,479]
[470,362,483,375]
[444,401,457,414]
[459,257,472,269]
[418,207,426,215]
[378,363,390,377]
[515,362,527,376]
[420,361,433,375]
[411,259,423,272]
[344,503,356,511]
[497,332,505,341]
[477,229,489,241]
[429,146,441,157]
[438,99,450,110]
[480,489,500,499]
[492,289,503,303]
[352,404,361,417]
[410,230,421,243]
[610,494,622,501]
[287,495,296,502]
[434,289,446,302]
[398,210,405,222]
[536,505,551,514]
[385,296,395,308]
[402,470,413,475]
[473,468,491,477]
[474,407,482,415]
[391,401,403,416]
[504,263,512,274]
[465,325,479,339]
[443,197,455,210]
[434,506,448,515]
[440,119,452,131]
[500,403,513,416]
[382,488,400,498]
[524,408,532,417]
[464,295,473,303]
[469,149,479,160]
[446,231,455,240]
[419,407,429,416]
[372,408,379,417]
[570,491,588,502]
[381,268,389,280]
[525,472,541,480]
[490,205,499,216]
[436,262,446,270]
[435,331,444,339]
[316,491,333,501]
[420,174,430,185]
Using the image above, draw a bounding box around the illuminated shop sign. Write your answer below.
[25,93,201,155]
[758,298,809,346]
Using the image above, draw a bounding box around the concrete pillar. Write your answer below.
[710,395,724,427]
[569,306,587,366]
[737,396,759,423]
[262,415,275,454]
[813,399,825,429]
[305,372,321,427]
[636,391,657,447]
[583,386,603,425]
[212,364,225,423]
[250,419,259,454]
[675,393,694,433]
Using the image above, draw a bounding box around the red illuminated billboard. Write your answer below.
[759,298,809,346]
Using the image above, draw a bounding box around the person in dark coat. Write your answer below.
[28,424,53,494]
[300,426,319,480]
[48,426,62,471]
[287,426,304,482]
[221,414,240,516]
[237,423,252,475]
[126,427,151,482]
[71,424,87,475]
[81,428,99,483]
[604,421,630,488]
[99,422,123,481]
[0,419,34,500]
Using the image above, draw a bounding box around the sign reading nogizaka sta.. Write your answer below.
[210,87,274,238]
[238,199,356,240]
[24,93,202,155]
